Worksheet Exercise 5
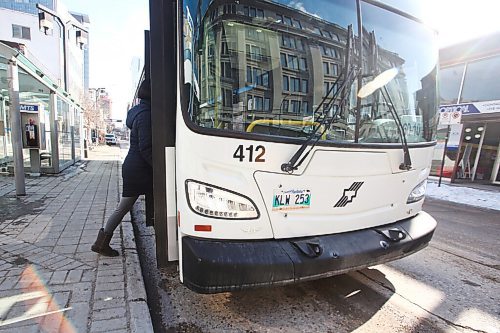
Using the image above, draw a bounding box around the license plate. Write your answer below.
[272,189,311,211]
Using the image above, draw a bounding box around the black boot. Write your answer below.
[91,228,119,257]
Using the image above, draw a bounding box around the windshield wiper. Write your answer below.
[280,66,358,173]
[281,24,356,174]
[380,86,412,170]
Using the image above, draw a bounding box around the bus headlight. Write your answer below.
[186,181,259,219]
[407,180,427,204]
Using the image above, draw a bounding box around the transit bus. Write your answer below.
[146,0,439,293]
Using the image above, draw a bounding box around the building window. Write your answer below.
[291,100,301,113]
[281,34,304,51]
[254,96,264,110]
[284,16,292,26]
[313,27,321,35]
[264,97,271,111]
[222,88,233,107]
[321,45,340,59]
[276,13,283,23]
[244,6,264,18]
[283,75,289,91]
[299,58,307,71]
[247,66,269,87]
[296,39,304,51]
[246,44,265,61]
[247,66,252,83]
[291,77,300,92]
[292,19,302,29]
[324,82,339,98]
[221,42,229,55]
[281,100,289,113]
[221,61,232,78]
[262,72,269,87]
[223,4,236,14]
[301,79,308,93]
[288,55,298,70]
[323,82,329,97]
[460,55,500,103]
[439,64,465,105]
[280,53,287,67]
[246,28,264,41]
[302,101,310,115]
[331,63,339,76]
[12,24,30,40]
[324,62,340,76]
[254,68,263,86]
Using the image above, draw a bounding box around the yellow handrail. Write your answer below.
[246,119,326,139]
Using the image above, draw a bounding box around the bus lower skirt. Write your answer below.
[181,211,437,294]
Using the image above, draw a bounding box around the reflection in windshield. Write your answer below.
[358,1,438,143]
[183,0,438,144]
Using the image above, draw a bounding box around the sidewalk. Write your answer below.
[0,146,153,333]
[426,176,500,211]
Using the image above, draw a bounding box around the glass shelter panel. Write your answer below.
[57,97,73,168]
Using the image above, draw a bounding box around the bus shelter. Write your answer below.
[0,42,83,174]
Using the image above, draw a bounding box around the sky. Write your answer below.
[383,0,500,46]
[59,0,500,121]
[62,0,149,121]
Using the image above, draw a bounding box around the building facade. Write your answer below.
[0,0,55,15]
[434,32,500,184]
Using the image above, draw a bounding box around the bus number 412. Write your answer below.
[233,145,266,162]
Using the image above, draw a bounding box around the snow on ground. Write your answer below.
[426,180,500,211]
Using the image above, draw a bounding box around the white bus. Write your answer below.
[147,0,439,293]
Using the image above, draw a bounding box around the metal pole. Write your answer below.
[36,4,71,91]
[438,125,450,187]
[471,123,487,182]
[149,0,177,266]
[7,59,26,196]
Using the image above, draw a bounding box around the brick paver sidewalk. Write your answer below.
[0,145,152,333]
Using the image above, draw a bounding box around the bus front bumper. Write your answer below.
[182,211,437,294]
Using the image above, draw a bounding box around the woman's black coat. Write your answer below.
[122,100,153,197]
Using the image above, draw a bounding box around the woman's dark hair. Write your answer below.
[138,79,151,100]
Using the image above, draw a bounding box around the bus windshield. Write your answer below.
[183,0,438,144]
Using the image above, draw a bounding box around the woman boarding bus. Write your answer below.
[152,0,439,293]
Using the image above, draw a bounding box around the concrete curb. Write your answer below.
[121,214,154,332]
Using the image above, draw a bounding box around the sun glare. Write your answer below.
[419,0,500,46]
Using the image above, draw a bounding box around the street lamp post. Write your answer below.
[37,3,88,92]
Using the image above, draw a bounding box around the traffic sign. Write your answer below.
[439,107,462,125]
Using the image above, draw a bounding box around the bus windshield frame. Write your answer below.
[181,0,439,147]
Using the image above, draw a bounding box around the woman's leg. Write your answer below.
[92,196,139,257]
[104,196,139,234]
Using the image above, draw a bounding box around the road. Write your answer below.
[133,189,499,332]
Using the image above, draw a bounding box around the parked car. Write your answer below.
[105,133,117,145]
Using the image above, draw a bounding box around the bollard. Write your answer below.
[84,138,88,158]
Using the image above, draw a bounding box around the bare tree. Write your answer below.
[82,94,105,144]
